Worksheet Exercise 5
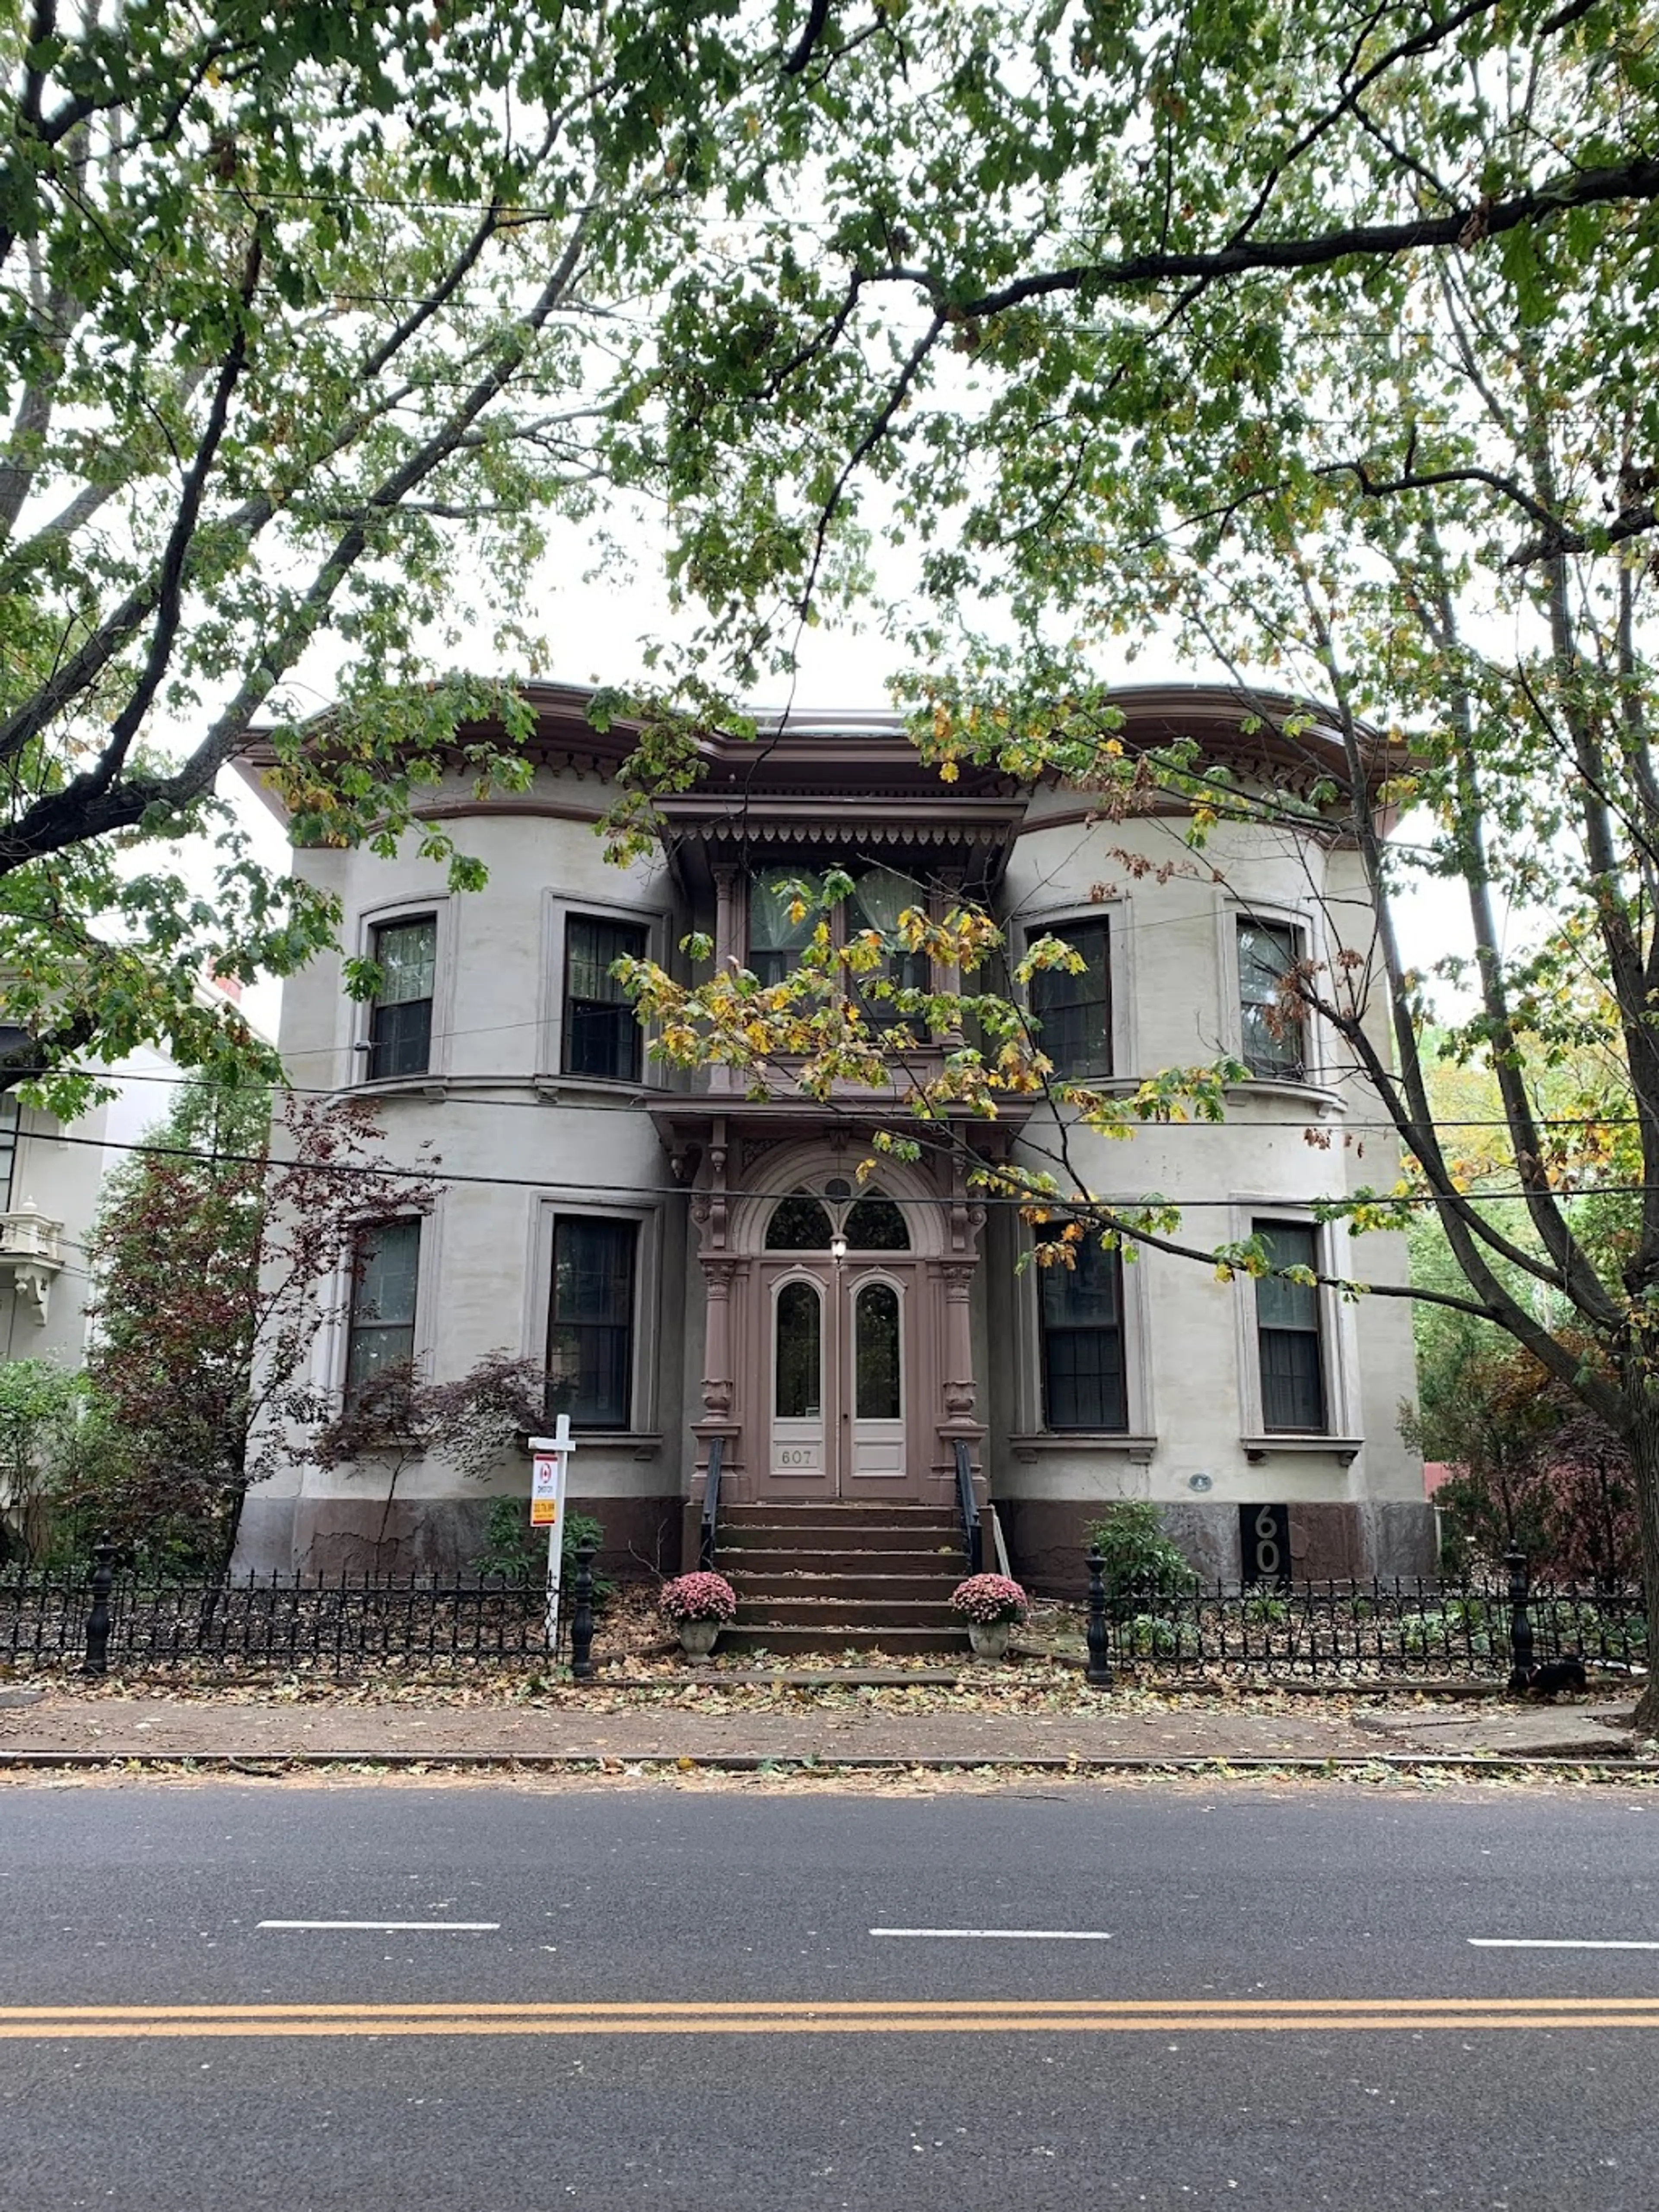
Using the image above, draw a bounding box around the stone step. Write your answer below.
[735,1596,959,1630]
[724,1547,963,1578]
[728,1571,962,1604]
[718,1624,969,1655]
[718,1502,958,1528]
[717,1523,966,1556]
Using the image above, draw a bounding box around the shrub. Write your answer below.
[1242,1593,1290,1626]
[949,1573,1030,1626]
[472,1498,538,1587]
[659,1571,737,1623]
[1121,1613,1194,1658]
[1084,1502,1201,1617]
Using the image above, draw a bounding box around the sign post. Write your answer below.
[528,1415,576,1653]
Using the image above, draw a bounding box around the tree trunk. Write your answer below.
[218,1478,248,1584]
[1624,1381,1659,1736]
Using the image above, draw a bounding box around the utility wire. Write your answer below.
[53,1060,1648,1139]
[20,1122,1645,1212]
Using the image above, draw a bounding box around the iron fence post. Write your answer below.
[1505,1549,1535,1687]
[1085,1548,1112,1689]
[79,1534,116,1677]
[569,1540,597,1681]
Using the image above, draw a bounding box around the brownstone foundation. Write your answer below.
[233,1493,682,1582]
[998,1498,1439,1598]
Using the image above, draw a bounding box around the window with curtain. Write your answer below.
[1037,1231,1128,1431]
[547,1218,638,1428]
[1253,1221,1326,1431]
[748,871,823,985]
[367,916,437,1079]
[1027,917,1111,1079]
[1237,918,1306,1079]
[563,915,647,1081]
[848,866,930,1029]
[345,1220,422,1400]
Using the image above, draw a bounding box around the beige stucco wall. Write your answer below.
[239,752,1427,1579]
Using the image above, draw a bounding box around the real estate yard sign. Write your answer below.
[529,1417,575,1651]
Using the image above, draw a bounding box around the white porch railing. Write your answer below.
[0,1202,64,1323]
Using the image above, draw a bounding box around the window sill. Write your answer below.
[346,1071,449,1100]
[535,1073,657,1104]
[1242,1434,1363,1464]
[521,1429,664,1459]
[1224,1077,1345,1112]
[1010,1432,1157,1463]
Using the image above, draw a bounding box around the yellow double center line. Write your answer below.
[6,1999,1659,2040]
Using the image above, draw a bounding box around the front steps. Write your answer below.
[714,1501,970,1654]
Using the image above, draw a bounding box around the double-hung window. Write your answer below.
[1253,1220,1326,1432]
[1237,918,1305,1080]
[563,915,647,1081]
[749,871,822,986]
[1027,917,1112,1080]
[344,1220,422,1401]
[367,916,437,1080]
[1037,1231,1128,1431]
[847,869,931,1024]
[547,1218,637,1428]
[749,868,930,1026]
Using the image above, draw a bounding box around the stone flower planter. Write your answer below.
[678,1618,721,1662]
[967,1620,1012,1663]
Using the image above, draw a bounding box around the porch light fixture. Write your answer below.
[830,1232,848,1261]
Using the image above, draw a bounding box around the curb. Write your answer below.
[2,1749,1656,1778]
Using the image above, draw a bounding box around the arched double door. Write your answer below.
[760,1187,917,1497]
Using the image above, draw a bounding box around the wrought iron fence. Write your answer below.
[0,1566,553,1677]
[1094,1575,1648,1680]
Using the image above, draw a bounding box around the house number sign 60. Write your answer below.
[1240,1502,1291,1586]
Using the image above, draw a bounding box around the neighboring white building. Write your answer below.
[232,681,1431,1591]
[0,1045,184,1368]
[0,971,266,1371]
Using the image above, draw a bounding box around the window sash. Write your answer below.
[368,995,432,1081]
[1029,918,1111,1079]
[548,1218,638,1429]
[563,918,647,1080]
[345,1220,421,1397]
[1237,919,1304,1079]
[1253,1222,1326,1431]
[1037,1234,1128,1431]
[368,917,436,1079]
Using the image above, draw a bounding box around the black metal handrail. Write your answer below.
[953,1438,982,1575]
[699,1435,725,1570]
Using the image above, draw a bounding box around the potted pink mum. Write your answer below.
[949,1572,1029,1662]
[659,1570,738,1661]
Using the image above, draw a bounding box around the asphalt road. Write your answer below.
[3,1779,1659,2211]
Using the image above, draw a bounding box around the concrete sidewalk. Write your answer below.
[0,1681,1646,1769]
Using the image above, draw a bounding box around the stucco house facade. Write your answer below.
[234,681,1431,1595]
[0,1046,194,1367]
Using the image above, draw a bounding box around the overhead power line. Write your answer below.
[25,1122,1645,1213]
[58,1061,1650,1140]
